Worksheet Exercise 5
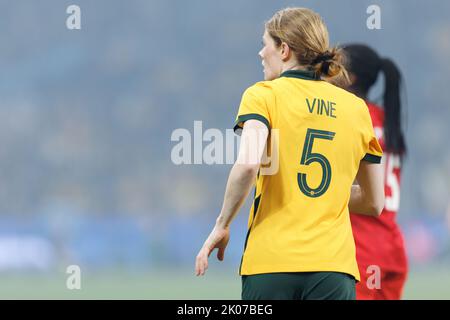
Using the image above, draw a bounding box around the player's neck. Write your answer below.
[281,61,309,74]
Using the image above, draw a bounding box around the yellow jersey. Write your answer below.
[233,69,383,281]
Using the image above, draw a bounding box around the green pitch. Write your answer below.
[0,264,448,299]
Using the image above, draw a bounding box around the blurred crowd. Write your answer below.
[0,1,449,270]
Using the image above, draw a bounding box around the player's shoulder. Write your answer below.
[331,85,372,119]
[245,80,274,92]
[325,82,367,108]
[242,80,275,99]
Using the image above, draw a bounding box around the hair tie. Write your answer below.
[312,51,334,65]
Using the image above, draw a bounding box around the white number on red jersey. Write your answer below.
[374,126,401,213]
[384,153,401,212]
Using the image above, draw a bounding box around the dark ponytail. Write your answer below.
[380,58,406,155]
[343,44,407,156]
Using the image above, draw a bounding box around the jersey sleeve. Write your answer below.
[361,104,383,163]
[233,82,273,135]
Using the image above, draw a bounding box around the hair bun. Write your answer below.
[312,51,335,65]
[311,48,349,82]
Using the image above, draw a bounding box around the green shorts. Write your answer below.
[242,272,356,300]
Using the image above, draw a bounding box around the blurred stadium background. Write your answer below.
[0,0,449,299]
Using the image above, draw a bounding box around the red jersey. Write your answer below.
[350,102,408,273]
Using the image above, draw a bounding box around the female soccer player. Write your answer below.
[195,8,385,300]
[344,44,408,300]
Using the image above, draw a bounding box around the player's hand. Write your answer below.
[195,225,230,276]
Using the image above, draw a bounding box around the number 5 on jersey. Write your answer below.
[298,128,335,198]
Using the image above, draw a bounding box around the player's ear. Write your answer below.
[280,42,291,61]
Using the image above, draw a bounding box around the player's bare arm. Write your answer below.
[349,160,384,217]
[195,120,269,276]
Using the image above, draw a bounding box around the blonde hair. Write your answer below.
[265,7,349,83]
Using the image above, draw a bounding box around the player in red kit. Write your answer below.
[343,44,408,300]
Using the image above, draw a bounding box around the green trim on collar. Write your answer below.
[280,69,320,80]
